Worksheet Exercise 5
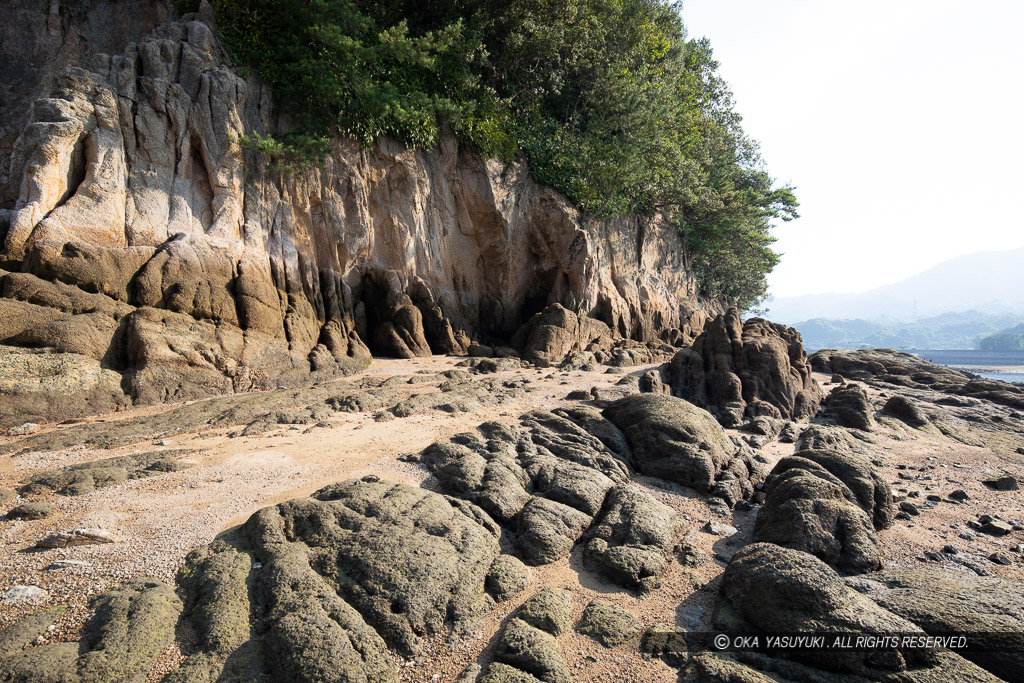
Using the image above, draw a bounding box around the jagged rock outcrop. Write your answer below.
[0,1,712,427]
[668,307,823,427]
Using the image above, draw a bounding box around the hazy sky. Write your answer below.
[681,0,1024,298]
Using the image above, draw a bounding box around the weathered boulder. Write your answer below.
[753,447,892,573]
[0,578,181,682]
[823,383,876,431]
[582,484,682,592]
[668,308,823,426]
[245,480,500,659]
[577,600,641,648]
[482,590,572,683]
[717,544,934,676]
[880,395,931,429]
[850,567,1024,681]
[603,394,768,506]
[512,304,613,367]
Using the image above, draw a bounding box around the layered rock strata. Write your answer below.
[0,2,711,427]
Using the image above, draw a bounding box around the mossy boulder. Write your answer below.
[576,600,640,647]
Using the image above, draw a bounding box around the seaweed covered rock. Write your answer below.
[880,395,931,430]
[481,590,572,683]
[485,555,531,601]
[668,308,823,427]
[603,394,769,505]
[18,449,193,496]
[0,578,180,682]
[716,544,933,677]
[582,484,682,592]
[753,450,888,574]
[577,600,641,648]
[850,567,1024,681]
[245,480,500,660]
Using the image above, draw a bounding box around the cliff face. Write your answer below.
[0,1,712,427]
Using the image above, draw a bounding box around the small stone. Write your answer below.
[942,545,958,554]
[959,531,977,541]
[983,475,1019,491]
[1012,544,1024,553]
[990,552,1013,565]
[979,514,995,524]
[949,490,970,501]
[156,439,174,446]
[980,520,1013,537]
[36,528,115,548]
[2,585,47,603]
[702,521,738,537]
[360,474,381,483]
[926,495,942,502]
[896,512,913,521]
[714,551,734,563]
[899,502,920,516]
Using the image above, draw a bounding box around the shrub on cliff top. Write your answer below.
[179,0,796,311]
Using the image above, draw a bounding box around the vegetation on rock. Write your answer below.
[176,0,796,310]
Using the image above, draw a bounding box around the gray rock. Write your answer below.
[983,474,1018,491]
[1,586,47,603]
[516,589,572,637]
[582,484,681,592]
[702,521,738,537]
[36,528,115,548]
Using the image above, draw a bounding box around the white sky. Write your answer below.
[680,0,1024,297]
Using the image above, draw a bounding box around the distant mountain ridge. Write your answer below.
[768,247,1024,324]
[792,311,1021,351]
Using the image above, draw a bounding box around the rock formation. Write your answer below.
[0,1,712,428]
[668,307,823,426]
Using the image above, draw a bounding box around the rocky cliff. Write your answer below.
[0,0,713,428]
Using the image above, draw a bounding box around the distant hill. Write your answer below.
[792,311,1021,351]
[768,247,1024,323]
[979,322,1024,351]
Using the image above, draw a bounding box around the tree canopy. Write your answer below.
[180,0,797,310]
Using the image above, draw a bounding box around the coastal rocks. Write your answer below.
[850,567,1024,680]
[245,480,500,659]
[602,394,770,505]
[481,590,572,683]
[18,449,193,496]
[3,501,55,520]
[880,395,931,429]
[0,578,181,682]
[810,349,1024,411]
[715,543,933,676]
[512,305,613,368]
[753,447,893,573]
[420,410,683,588]
[577,600,641,648]
[668,308,823,427]
[582,484,683,592]
[822,383,876,431]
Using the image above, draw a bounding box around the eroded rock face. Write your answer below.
[0,3,712,428]
[668,308,823,427]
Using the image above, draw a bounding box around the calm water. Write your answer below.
[915,350,1024,385]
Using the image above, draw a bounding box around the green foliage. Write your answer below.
[199,0,796,309]
[979,322,1024,351]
